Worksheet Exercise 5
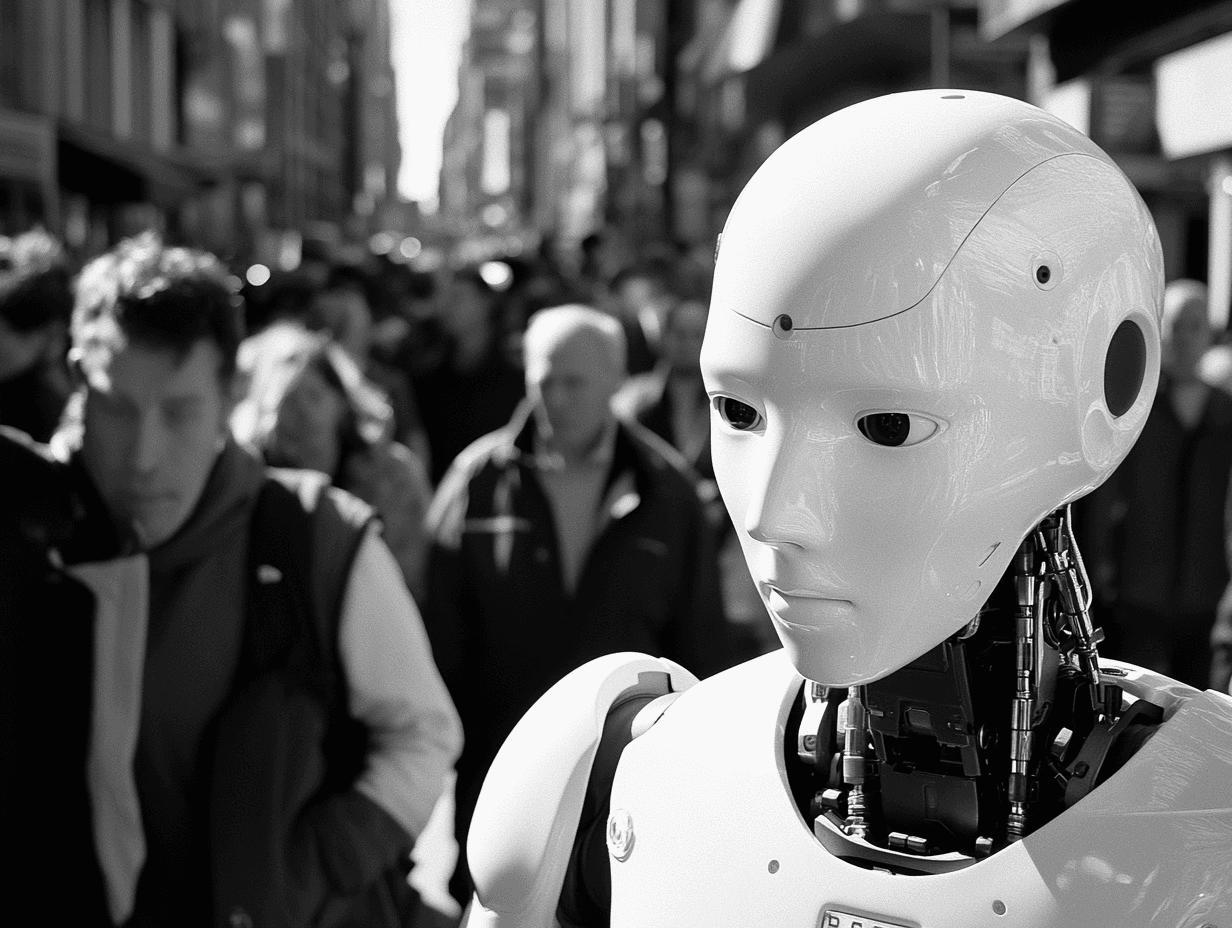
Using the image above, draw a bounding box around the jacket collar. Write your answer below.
[498,398,648,504]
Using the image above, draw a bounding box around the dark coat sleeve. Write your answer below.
[665,484,733,678]
[420,459,478,700]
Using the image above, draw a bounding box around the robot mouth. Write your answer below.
[762,583,851,602]
[764,587,856,632]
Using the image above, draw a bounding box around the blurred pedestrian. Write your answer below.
[57,234,461,927]
[232,321,435,604]
[311,265,431,464]
[1081,279,1232,689]
[0,228,74,441]
[617,295,777,661]
[607,261,671,375]
[2,422,134,925]
[577,224,634,304]
[618,295,711,475]
[412,264,525,484]
[422,304,730,908]
[1212,471,1232,695]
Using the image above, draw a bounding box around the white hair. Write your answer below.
[523,303,627,374]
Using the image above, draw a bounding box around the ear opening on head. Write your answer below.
[1104,318,1146,419]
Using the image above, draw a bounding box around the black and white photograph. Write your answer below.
[2,1,1231,925]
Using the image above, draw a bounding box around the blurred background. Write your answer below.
[0,0,1229,322]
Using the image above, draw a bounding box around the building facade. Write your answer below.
[979,0,1232,325]
[0,0,402,266]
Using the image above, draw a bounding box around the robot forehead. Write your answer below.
[712,90,1109,330]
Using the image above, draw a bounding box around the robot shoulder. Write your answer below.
[463,651,698,928]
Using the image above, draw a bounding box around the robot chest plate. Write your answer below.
[608,652,1232,928]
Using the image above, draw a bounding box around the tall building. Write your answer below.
[440,0,538,244]
[0,0,403,264]
[0,0,208,250]
[441,0,700,251]
[350,0,404,235]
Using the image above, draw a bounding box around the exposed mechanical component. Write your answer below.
[1035,507,1120,723]
[1006,537,1041,842]
[789,507,1161,865]
[840,686,871,839]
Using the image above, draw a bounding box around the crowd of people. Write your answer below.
[1,218,1230,926]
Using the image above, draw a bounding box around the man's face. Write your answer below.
[1163,300,1210,382]
[0,317,52,381]
[526,332,622,457]
[442,278,494,338]
[663,300,709,375]
[314,288,372,362]
[79,339,231,549]
[614,276,659,318]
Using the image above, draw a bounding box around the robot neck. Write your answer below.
[794,507,1159,867]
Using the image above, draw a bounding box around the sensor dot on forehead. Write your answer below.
[524,304,627,374]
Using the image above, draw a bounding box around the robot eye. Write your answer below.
[857,412,939,447]
[715,397,763,432]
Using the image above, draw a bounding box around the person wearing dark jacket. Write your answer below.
[55,234,461,927]
[616,296,778,663]
[0,229,74,441]
[1079,278,1232,689]
[422,304,731,908]
[412,266,525,483]
[1,425,135,927]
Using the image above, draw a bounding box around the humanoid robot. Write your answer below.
[461,90,1232,927]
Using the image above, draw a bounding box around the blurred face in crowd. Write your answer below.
[525,319,624,461]
[442,276,494,338]
[314,287,373,364]
[591,232,634,283]
[79,338,232,549]
[663,299,709,377]
[1163,290,1210,383]
[0,316,54,381]
[266,363,347,477]
[614,275,660,318]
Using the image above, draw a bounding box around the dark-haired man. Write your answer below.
[0,228,74,440]
[58,234,461,926]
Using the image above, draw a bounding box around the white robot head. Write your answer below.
[702,90,1163,686]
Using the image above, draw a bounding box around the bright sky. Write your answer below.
[389,0,473,211]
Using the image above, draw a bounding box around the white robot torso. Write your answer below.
[462,90,1231,928]
[609,651,1232,928]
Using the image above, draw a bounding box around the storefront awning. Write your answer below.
[57,120,218,207]
[978,0,1073,42]
[742,11,931,128]
[980,0,1232,83]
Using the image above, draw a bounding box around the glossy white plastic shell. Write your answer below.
[703,90,1164,685]
[461,652,697,928]
[609,651,1232,928]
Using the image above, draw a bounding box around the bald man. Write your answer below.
[422,304,730,907]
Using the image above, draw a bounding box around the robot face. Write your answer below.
[702,91,1163,685]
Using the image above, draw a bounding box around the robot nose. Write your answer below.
[743,440,834,549]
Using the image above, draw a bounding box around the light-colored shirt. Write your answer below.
[535,421,618,595]
[72,555,149,925]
